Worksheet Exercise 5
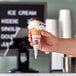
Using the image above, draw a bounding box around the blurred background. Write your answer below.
[0,0,76,73]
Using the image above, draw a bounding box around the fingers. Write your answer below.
[28,30,33,47]
[41,30,51,37]
[28,30,32,37]
[28,30,32,42]
[30,42,33,46]
[41,30,55,39]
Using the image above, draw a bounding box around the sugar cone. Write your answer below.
[30,28,41,59]
[30,28,41,35]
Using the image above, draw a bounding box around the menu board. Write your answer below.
[0,2,46,51]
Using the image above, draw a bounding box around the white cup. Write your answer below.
[46,19,58,36]
[59,9,72,38]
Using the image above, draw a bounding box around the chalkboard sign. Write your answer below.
[0,2,46,52]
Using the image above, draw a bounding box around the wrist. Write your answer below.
[56,38,66,54]
[56,38,70,55]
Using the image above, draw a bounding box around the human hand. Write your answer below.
[28,30,59,53]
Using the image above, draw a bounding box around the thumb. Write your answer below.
[41,30,51,37]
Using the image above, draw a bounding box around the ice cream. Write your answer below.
[28,18,45,59]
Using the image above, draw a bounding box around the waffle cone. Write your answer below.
[30,28,41,35]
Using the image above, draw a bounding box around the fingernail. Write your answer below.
[41,31,45,35]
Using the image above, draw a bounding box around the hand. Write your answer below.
[28,30,59,53]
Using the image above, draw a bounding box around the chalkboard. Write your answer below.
[0,2,46,54]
